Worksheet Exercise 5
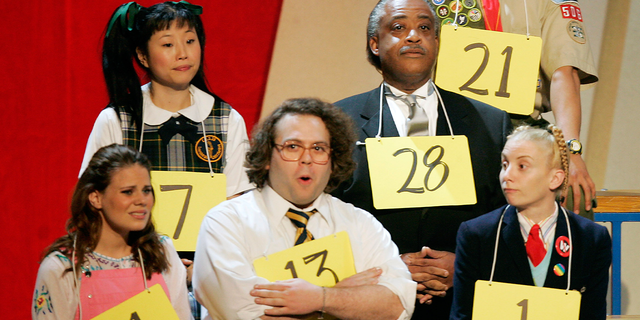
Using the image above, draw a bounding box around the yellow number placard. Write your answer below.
[151,171,226,251]
[365,136,476,210]
[435,25,542,115]
[472,280,580,320]
[253,231,356,287]
[92,283,179,320]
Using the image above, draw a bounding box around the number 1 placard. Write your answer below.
[435,25,541,115]
[151,171,226,251]
[365,136,476,209]
[472,280,580,320]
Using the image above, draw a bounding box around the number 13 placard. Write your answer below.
[435,25,542,115]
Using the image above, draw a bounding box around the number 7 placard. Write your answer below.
[151,171,226,251]
[435,25,541,115]
[365,136,476,209]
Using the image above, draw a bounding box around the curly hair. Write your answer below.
[507,125,570,202]
[366,0,440,70]
[42,144,168,280]
[245,98,357,193]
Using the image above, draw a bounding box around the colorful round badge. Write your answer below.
[442,18,455,27]
[468,8,482,22]
[455,13,469,26]
[437,5,450,18]
[432,0,446,5]
[553,263,566,276]
[462,0,476,9]
[449,0,463,13]
[195,135,223,163]
[555,236,571,258]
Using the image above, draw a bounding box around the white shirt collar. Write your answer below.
[141,83,215,125]
[384,79,439,136]
[260,185,331,228]
[516,204,559,247]
[386,79,435,99]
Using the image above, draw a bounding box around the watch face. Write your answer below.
[568,140,582,153]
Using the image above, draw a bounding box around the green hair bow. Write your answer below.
[106,2,142,38]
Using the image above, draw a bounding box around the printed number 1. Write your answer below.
[517,299,528,320]
[160,185,193,240]
[131,311,141,320]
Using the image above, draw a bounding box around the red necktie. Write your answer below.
[526,224,546,267]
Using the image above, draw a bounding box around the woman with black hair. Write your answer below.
[80,1,252,198]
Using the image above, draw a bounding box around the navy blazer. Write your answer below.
[333,85,512,319]
[451,204,611,320]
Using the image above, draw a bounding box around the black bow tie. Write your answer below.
[157,115,200,146]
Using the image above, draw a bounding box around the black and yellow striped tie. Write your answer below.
[286,208,317,246]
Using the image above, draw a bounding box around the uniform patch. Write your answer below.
[195,135,223,163]
[456,13,470,27]
[560,4,583,21]
[437,5,450,18]
[553,263,566,276]
[432,0,446,5]
[468,8,482,22]
[442,17,455,27]
[33,285,53,315]
[462,0,476,9]
[449,0,463,13]
[567,20,587,44]
[555,236,571,257]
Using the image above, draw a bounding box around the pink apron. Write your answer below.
[74,267,169,320]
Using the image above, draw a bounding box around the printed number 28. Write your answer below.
[459,43,513,98]
[394,145,449,194]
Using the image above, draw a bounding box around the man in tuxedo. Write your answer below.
[332,0,512,318]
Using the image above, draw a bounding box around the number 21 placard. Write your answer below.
[435,25,542,115]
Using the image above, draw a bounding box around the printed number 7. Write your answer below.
[160,185,193,240]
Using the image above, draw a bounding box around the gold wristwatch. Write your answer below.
[567,139,582,155]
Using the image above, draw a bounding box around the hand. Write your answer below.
[334,267,382,288]
[181,259,193,285]
[563,154,596,212]
[251,278,322,316]
[401,247,454,304]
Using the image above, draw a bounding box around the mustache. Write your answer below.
[399,45,426,54]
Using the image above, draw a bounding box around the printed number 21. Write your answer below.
[459,43,513,98]
[160,185,193,240]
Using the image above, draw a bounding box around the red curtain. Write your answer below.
[0,1,281,317]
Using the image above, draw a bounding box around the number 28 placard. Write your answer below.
[435,25,542,115]
[366,136,476,210]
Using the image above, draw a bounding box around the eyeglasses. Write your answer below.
[274,142,331,164]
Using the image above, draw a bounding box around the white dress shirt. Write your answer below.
[193,185,416,320]
[385,79,439,137]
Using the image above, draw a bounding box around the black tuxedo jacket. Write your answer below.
[333,85,511,254]
[451,204,611,320]
[333,86,512,319]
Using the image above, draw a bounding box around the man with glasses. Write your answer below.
[193,98,416,319]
